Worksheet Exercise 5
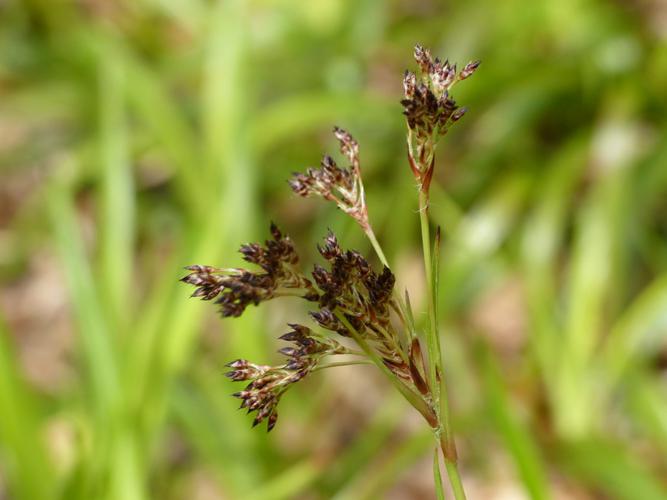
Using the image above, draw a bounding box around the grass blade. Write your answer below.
[479,342,550,500]
[559,439,667,500]
[97,45,135,330]
[0,317,55,500]
[48,168,119,418]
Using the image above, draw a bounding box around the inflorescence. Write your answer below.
[289,126,369,231]
[181,44,478,433]
[182,224,417,430]
[402,44,479,192]
[225,324,350,431]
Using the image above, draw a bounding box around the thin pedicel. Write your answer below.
[181,44,479,499]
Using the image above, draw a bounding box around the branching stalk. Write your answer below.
[182,42,478,500]
[365,226,389,268]
[335,311,437,427]
[313,360,374,371]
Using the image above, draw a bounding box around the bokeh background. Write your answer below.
[2,0,667,498]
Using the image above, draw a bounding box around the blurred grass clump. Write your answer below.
[1,0,667,499]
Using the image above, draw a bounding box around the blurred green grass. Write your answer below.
[1,0,667,498]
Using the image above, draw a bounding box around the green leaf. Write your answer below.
[479,343,550,500]
[0,318,55,500]
[560,439,667,500]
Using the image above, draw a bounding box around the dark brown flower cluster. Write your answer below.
[181,44,477,437]
[402,45,479,192]
[181,224,317,317]
[308,232,411,382]
[289,127,369,230]
[179,46,480,499]
[182,224,432,430]
[227,324,349,430]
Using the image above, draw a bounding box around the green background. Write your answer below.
[1,0,667,498]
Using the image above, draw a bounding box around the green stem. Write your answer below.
[365,225,389,268]
[363,185,464,496]
[420,190,465,499]
[364,225,414,344]
[444,455,467,500]
[418,190,440,393]
[334,311,437,427]
[313,360,373,371]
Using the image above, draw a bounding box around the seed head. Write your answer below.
[182,224,317,317]
[183,227,437,432]
[402,44,479,192]
[227,323,349,431]
[289,128,369,230]
[178,44,476,438]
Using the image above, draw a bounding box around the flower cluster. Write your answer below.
[181,224,317,317]
[289,127,369,230]
[308,232,411,381]
[183,223,434,430]
[181,43,478,497]
[402,45,479,192]
[227,324,349,430]
[181,44,477,443]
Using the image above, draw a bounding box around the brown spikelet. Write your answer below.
[289,128,369,230]
[182,224,318,317]
[225,323,351,431]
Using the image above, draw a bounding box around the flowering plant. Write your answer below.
[182,44,479,498]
